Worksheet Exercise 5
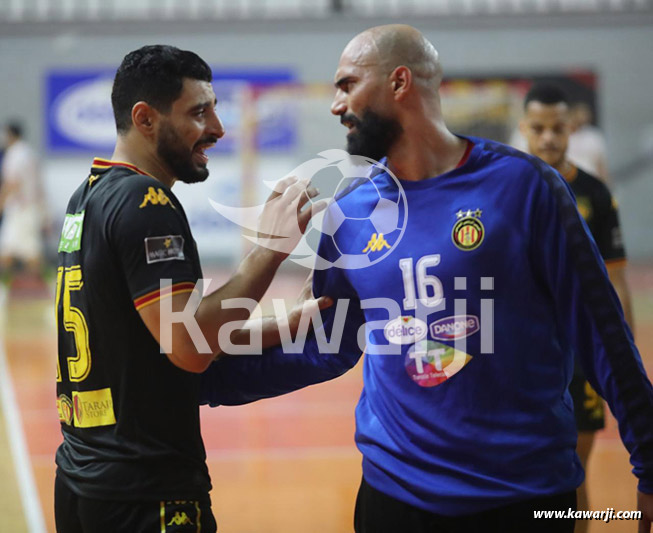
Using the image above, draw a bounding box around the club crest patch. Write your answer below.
[452,209,484,251]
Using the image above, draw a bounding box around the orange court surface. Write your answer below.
[1,262,652,533]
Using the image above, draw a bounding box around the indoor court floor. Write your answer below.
[1,262,652,532]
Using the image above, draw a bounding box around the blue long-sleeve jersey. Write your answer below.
[201,137,653,515]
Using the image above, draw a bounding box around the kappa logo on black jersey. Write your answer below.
[145,235,185,264]
[452,209,484,251]
[139,187,176,209]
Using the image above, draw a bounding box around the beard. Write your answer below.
[156,121,213,184]
[342,108,403,162]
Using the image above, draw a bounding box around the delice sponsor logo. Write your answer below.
[384,316,428,345]
[429,315,479,341]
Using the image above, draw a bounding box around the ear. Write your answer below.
[518,118,527,136]
[389,66,412,101]
[131,101,158,137]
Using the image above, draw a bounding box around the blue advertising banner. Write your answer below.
[45,68,296,153]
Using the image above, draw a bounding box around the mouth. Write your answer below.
[193,140,217,165]
[341,117,358,134]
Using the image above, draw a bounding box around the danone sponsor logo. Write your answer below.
[384,316,427,345]
[429,315,479,341]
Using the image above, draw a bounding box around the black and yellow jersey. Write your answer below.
[563,164,626,264]
[55,158,210,501]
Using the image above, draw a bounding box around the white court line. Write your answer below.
[0,285,47,533]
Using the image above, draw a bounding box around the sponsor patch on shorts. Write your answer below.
[144,235,185,264]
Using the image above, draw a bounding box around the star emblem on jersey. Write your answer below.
[452,208,484,251]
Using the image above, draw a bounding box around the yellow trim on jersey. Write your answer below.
[91,157,156,178]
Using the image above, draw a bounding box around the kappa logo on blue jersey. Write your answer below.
[362,233,391,253]
[452,209,484,251]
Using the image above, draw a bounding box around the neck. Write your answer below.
[553,159,573,180]
[385,118,467,181]
[112,134,176,188]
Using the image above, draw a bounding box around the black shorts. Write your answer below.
[569,372,605,432]
[354,477,576,533]
[55,474,217,533]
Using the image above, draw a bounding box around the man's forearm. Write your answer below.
[195,246,283,353]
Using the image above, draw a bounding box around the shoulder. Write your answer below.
[88,169,185,238]
[329,164,392,213]
[96,169,180,213]
[576,167,610,192]
[467,136,567,197]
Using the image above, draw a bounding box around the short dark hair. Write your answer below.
[6,120,23,139]
[524,82,570,109]
[111,45,212,134]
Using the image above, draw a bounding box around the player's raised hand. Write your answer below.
[257,176,327,259]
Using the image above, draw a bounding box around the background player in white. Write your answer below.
[0,121,46,280]
[568,102,610,184]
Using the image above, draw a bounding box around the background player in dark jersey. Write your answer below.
[200,25,653,532]
[54,45,325,533]
[520,82,634,533]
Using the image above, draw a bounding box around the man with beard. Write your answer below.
[54,45,325,532]
[199,26,653,532]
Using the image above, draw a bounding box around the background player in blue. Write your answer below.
[200,25,653,531]
[54,45,325,532]
[520,81,635,533]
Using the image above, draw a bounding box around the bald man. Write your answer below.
[201,26,653,532]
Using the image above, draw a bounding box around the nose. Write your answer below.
[208,110,225,139]
[541,129,555,144]
[331,91,346,116]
